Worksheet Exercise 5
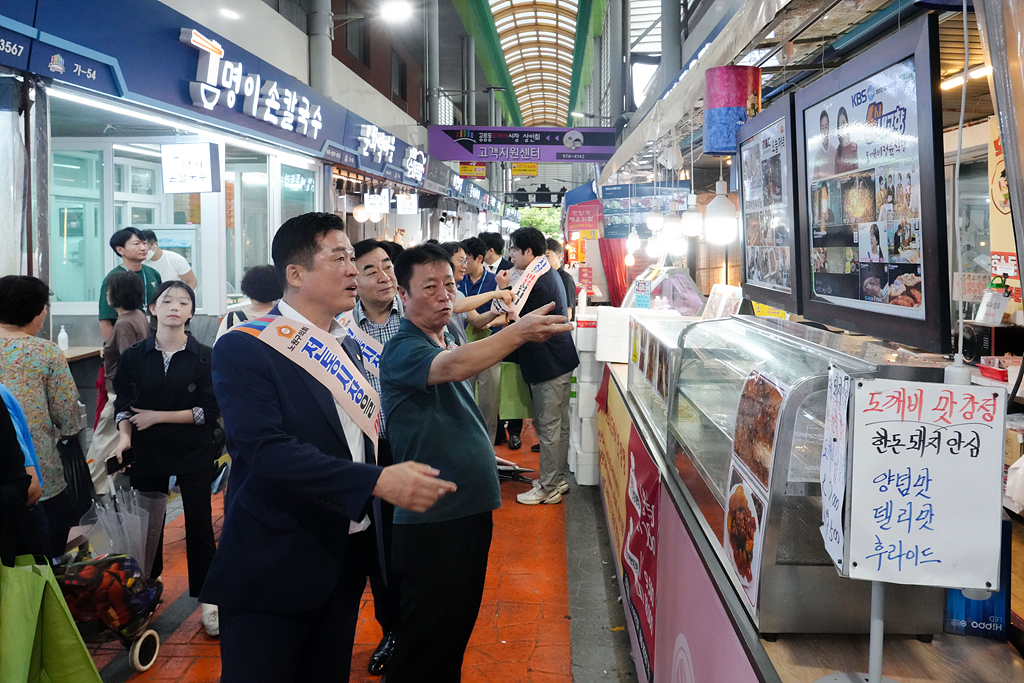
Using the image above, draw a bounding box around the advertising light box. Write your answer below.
[161,142,221,193]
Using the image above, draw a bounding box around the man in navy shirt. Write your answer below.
[509,228,580,505]
[380,243,572,682]
[459,237,502,441]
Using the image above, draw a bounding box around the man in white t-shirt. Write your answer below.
[141,229,198,289]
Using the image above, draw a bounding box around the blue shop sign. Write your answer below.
[0,25,31,72]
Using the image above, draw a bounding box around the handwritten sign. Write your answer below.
[953,272,991,303]
[820,366,851,570]
[849,379,1005,589]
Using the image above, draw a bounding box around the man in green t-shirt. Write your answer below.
[98,227,161,341]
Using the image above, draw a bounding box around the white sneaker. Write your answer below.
[200,603,219,637]
[533,479,569,495]
[517,486,563,505]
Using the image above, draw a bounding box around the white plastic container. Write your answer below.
[576,381,599,419]
[57,325,69,351]
[579,417,598,452]
[575,313,598,352]
[577,351,603,383]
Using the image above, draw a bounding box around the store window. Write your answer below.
[347,1,369,66]
[224,146,270,296]
[281,164,317,222]
[391,51,407,102]
[49,150,105,303]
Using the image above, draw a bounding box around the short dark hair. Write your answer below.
[394,243,453,291]
[425,239,440,245]
[110,227,145,255]
[462,236,487,260]
[271,212,346,289]
[819,110,829,125]
[439,241,465,258]
[379,241,404,260]
[510,227,546,259]
[353,239,386,261]
[106,270,145,311]
[0,275,50,327]
[479,232,505,255]
[545,238,563,255]
[150,280,196,324]
[240,265,283,304]
[139,229,158,244]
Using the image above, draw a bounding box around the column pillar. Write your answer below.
[308,0,333,97]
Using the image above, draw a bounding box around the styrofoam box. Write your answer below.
[568,441,577,473]
[575,461,600,486]
[579,417,598,452]
[576,381,599,418]
[570,413,581,444]
[574,445,598,466]
[595,308,685,363]
[576,313,597,352]
[577,351,602,383]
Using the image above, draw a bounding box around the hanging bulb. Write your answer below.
[646,208,664,231]
[705,180,737,245]
[624,252,636,267]
[571,231,580,241]
[369,212,384,223]
[626,229,641,253]
[353,204,368,222]
[681,193,703,237]
[646,233,666,258]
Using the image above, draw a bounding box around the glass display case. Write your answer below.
[626,317,697,454]
[621,266,705,315]
[666,315,944,635]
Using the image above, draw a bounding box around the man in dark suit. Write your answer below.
[479,231,514,276]
[201,213,455,683]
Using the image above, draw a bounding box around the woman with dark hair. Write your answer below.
[833,107,859,173]
[215,265,283,340]
[86,271,152,495]
[865,223,885,262]
[0,275,82,559]
[111,280,221,635]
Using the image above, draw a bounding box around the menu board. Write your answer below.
[600,182,689,239]
[805,57,925,319]
[741,117,793,294]
[848,379,1004,589]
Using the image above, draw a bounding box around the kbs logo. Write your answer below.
[851,84,876,107]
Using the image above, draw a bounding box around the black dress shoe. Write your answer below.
[531,444,540,452]
[368,631,396,675]
[508,435,522,450]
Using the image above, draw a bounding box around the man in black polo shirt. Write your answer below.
[508,228,580,505]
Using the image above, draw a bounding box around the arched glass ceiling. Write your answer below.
[489,0,579,126]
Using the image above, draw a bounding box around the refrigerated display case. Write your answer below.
[666,315,944,635]
[626,317,695,454]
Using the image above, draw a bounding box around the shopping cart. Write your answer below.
[59,554,163,671]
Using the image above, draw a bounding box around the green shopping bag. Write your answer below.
[498,362,534,419]
[0,555,103,683]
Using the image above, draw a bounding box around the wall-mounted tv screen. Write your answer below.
[739,93,801,313]
[796,15,950,352]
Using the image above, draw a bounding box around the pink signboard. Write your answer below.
[622,425,660,683]
[428,125,616,163]
[567,199,604,234]
[654,482,761,683]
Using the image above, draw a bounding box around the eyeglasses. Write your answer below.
[458,258,469,266]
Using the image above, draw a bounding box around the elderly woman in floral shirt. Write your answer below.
[0,276,82,558]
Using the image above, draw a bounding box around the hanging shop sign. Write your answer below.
[511,162,538,177]
[460,162,487,179]
[396,193,419,215]
[567,199,604,236]
[449,174,465,196]
[160,142,221,194]
[363,189,392,213]
[430,126,617,163]
[600,182,689,239]
[424,157,452,194]
[181,28,323,140]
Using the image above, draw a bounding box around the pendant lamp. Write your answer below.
[353,204,368,222]
[705,179,737,245]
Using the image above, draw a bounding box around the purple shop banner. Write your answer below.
[428,126,616,163]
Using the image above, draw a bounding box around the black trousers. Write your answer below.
[368,439,400,634]
[219,529,373,683]
[387,511,493,683]
[130,468,215,597]
[37,488,75,559]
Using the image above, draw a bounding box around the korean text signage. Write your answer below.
[429,126,616,163]
[182,28,323,140]
[622,425,659,683]
[460,162,487,179]
[805,58,925,320]
[849,379,1004,589]
[566,199,603,236]
[161,142,221,194]
[512,162,538,176]
[396,193,419,215]
[820,366,851,569]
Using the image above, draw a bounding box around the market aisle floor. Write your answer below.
[91,421,582,683]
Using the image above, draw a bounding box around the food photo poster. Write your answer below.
[725,463,767,609]
[742,117,793,294]
[805,57,925,319]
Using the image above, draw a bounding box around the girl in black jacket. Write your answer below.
[111,281,221,636]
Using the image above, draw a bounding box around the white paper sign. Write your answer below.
[849,379,1005,589]
[820,365,851,571]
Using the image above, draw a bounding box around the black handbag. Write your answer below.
[58,436,94,522]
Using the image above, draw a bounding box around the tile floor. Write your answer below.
[87,422,636,683]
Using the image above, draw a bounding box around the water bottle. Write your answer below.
[57,325,69,351]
